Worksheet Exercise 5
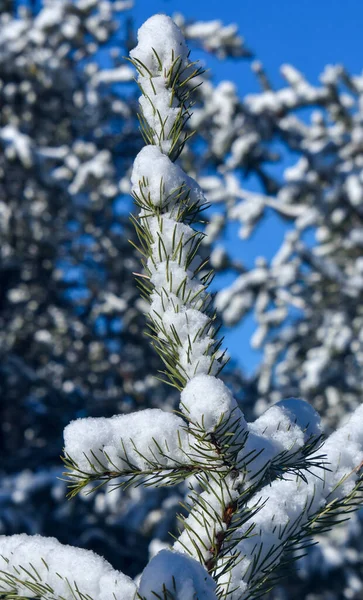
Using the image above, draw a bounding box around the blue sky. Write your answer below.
[135,0,363,84]
[132,0,363,376]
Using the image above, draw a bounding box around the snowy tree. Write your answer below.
[2,1,363,597]
[1,15,363,600]
[199,60,363,431]
[0,0,160,468]
[0,0,250,577]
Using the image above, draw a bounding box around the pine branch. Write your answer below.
[241,469,363,599]
[129,17,227,390]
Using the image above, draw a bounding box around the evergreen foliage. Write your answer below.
[1,13,363,600]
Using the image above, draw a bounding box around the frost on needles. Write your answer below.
[1,13,363,600]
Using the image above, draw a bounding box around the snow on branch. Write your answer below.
[62,377,325,499]
[130,13,203,159]
[129,15,226,389]
[173,14,252,59]
[137,549,218,599]
[0,534,136,600]
[216,405,363,599]
[0,535,217,600]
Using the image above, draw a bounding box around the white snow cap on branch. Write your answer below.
[0,534,136,600]
[130,14,189,76]
[64,408,190,473]
[250,398,322,449]
[138,549,218,599]
[181,374,246,432]
[130,15,192,152]
[131,145,204,210]
[236,397,322,478]
[63,383,322,489]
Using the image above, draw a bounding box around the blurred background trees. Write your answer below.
[1,1,362,598]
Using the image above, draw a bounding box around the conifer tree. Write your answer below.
[0,0,253,579]
[1,14,363,600]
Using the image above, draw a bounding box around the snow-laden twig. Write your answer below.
[129,14,227,388]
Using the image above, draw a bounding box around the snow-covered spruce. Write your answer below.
[2,13,363,600]
[128,14,363,596]
[65,16,362,598]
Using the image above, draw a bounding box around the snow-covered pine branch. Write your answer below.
[0,533,217,600]
[1,13,363,600]
[128,14,227,389]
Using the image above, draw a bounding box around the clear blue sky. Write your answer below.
[135,0,363,85]
[133,0,363,376]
